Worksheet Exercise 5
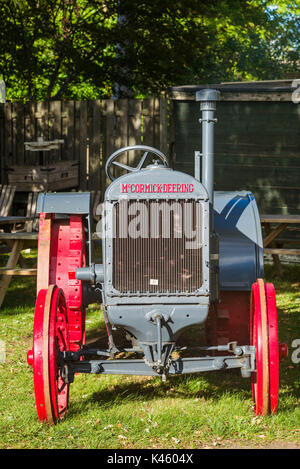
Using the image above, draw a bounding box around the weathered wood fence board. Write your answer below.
[0,98,170,194]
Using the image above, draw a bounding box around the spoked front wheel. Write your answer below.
[27,285,70,424]
[250,279,279,415]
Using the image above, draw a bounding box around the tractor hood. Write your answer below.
[104,166,209,201]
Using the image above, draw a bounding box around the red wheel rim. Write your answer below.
[250,279,269,416]
[265,283,279,414]
[32,289,48,422]
[32,285,69,424]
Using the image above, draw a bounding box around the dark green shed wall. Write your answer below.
[173,100,300,214]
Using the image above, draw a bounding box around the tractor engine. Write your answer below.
[75,144,215,376]
[102,162,212,372]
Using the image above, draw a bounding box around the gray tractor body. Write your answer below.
[36,89,261,379]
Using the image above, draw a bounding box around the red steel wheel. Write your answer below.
[29,285,70,424]
[251,279,270,416]
[250,279,280,416]
[265,283,279,414]
[37,214,87,352]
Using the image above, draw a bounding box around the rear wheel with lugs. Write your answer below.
[36,213,87,352]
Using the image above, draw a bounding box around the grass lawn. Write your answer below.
[0,251,299,449]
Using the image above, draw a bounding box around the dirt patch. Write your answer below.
[208,440,300,449]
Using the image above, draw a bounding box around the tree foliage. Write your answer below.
[0,0,299,101]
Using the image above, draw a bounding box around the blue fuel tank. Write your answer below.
[214,190,264,291]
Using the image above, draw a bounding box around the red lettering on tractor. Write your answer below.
[121,183,194,194]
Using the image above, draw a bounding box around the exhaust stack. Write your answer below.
[196,89,220,204]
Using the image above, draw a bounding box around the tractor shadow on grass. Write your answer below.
[71,319,300,415]
[70,325,254,414]
[88,370,251,407]
[70,361,298,417]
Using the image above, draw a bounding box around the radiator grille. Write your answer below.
[112,199,203,294]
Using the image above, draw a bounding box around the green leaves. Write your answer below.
[0,0,299,100]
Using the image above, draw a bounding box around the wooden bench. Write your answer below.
[260,214,300,276]
[0,192,38,307]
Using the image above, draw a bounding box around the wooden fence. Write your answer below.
[0,97,170,193]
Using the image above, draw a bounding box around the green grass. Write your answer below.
[0,253,299,449]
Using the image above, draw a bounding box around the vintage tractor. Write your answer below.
[27,89,288,424]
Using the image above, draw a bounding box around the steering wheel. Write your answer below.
[105,145,169,181]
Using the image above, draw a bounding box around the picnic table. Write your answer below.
[260,214,300,276]
[0,215,37,226]
[0,215,39,307]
